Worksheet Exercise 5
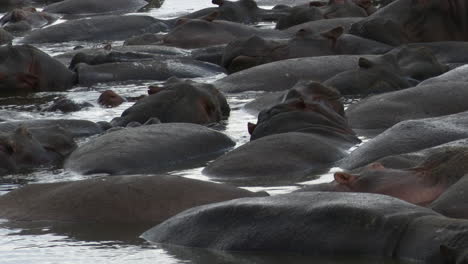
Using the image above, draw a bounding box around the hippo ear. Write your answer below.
[320,27,344,41]
[440,245,458,264]
[358,57,374,69]
[247,122,257,135]
[368,162,385,170]
[202,11,220,22]
[212,0,224,6]
[334,172,357,185]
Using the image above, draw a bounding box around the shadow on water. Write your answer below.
[158,243,412,264]
[0,220,154,245]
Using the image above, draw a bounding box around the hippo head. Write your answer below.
[275,4,323,29]
[291,26,344,53]
[222,35,283,73]
[440,245,468,264]
[323,54,412,96]
[284,81,345,117]
[98,90,125,108]
[391,46,449,81]
[6,126,51,168]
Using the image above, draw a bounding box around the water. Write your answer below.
[0,1,380,263]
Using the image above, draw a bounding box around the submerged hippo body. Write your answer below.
[43,0,148,16]
[340,111,468,170]
[181,0,287,24]
[21,15,169,43]
[0,174,264,223]
[350,0,468,45]
[75,58,225,86]
[347,82,468,131]
[0,119,103,138]
[276,0,367,29]
[162,17,291,49]
[142,192,468,264]
[213,55,373,93]
[65,123,235,175]
[203,132,356,185]
[111,78,229,127]
[0,45,75,94]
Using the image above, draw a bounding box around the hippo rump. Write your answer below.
[0,45,75,95]
[110,78,229,127]
[21,15,169,43]
[65,123,235,175]
[275,0,367,30]
[203,132,357,186]
[74,57,225,86]
[180,0,288,24]
[43,0,149,16]
[0,127,67,175]
[346,82,468,132]
[0,174,265,224]
[350,0,468,45]
[141,192,468,264]
[160,15,291,49]
[340,111,468,170]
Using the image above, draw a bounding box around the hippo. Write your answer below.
[21,15,170,43]
[74,57,225,86]
[0,7,58,34]
[284,17,363,34]
[0,125,76,175]
[180,0,288,24]
[0,174,265,224]
[43,0,149,16]
[248,81,357,141]
[350,0,468,45]
[346,82,468,132]
[64,123,235,175]
[110,78,229,127]
[340,111,468,170]
[54,45,190,66]
[68,50,171,70]
[161,14,291,49]
[0,119,103,138]
[323,47,447,96]
[0,45,75,95]
[141,192,468,264]
[300,146,468,206]
[276,0,367,29]
[222,27,391,73]
[203,131,358,186]
[213,55,373,93]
